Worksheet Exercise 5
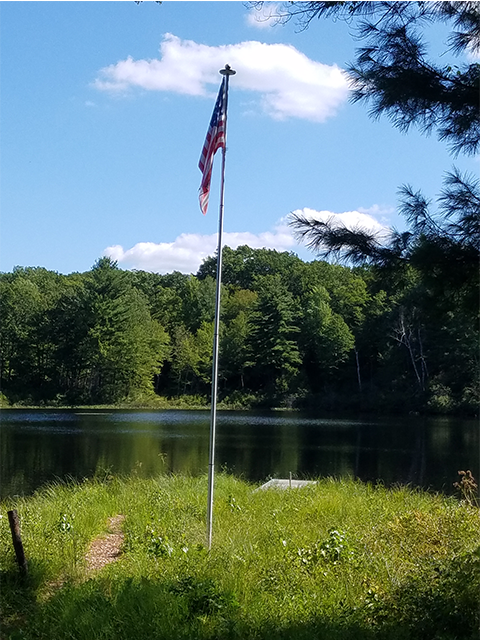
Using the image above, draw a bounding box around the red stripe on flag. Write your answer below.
[198,79,226,215]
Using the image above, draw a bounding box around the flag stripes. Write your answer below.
[198,78,227,215]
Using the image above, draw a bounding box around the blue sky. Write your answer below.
[1,1,478,275]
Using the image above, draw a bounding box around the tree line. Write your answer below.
[1,246,477,415]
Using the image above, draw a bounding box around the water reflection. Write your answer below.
[0,409,478,498]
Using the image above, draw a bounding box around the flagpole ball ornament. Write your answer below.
[220,64,236,76]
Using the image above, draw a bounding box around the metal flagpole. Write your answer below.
[207,64,235,550]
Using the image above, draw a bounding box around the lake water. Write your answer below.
[0,409,478,499]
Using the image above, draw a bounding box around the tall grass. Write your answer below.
[1,474,479,639]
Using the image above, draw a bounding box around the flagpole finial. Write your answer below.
[220,64,236,76]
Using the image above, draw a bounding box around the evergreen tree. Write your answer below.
[170,325,200,396]
[250,1,479,154]
[219,288,258,392]
[80,258,169,403]
[299,286,355,394]
[283,1,479,265]
[247,274,302,399]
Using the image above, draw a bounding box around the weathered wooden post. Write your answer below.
[7,509,28,577]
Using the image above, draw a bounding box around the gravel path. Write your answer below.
[85,515,125,572]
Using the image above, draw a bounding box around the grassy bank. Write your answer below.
[0,394,249,411]
[2,390,477,416]
[0,393,212,411]
[1,475,479,640]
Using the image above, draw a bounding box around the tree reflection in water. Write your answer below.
[0,410,478,498]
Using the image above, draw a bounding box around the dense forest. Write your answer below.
[0,246,477,415]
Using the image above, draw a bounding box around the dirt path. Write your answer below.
[85,514,125,572]
[40,515,126,601]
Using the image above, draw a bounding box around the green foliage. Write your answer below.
[427,381,455,414]
[299,286,354,391]
[250,2,480,154]
[1,475,479,640]
[367,547,480,639]
[0,392,10,408]
[197,245,302,291]
[247,274,302,399]
[57,512,75,534]
[145,527,174,558]
[170,325,201,395]
[170,576,239,620]
[293,528,355,571]
[318,528,355,564]
[0,243,477,412]
[271,2,478,414]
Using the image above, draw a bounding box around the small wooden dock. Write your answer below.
[257,478,316,491]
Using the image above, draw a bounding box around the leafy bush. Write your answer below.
[145,527,173,558]
[170,576,239,620]
[0,392,10,408]
[371,547,480,639]
[427,382,455,414]
[293,528,355,570]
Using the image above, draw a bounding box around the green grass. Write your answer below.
[1,475,479,640]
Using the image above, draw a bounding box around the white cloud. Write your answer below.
[103,207,393,274]
[357,203,396,226]
[466,43,480,62]
[290,207,390,239]
[103,218,299,274]
[94,33,349,122]
[245,3,281,29]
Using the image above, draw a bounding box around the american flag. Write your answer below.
[198,78,226,215]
